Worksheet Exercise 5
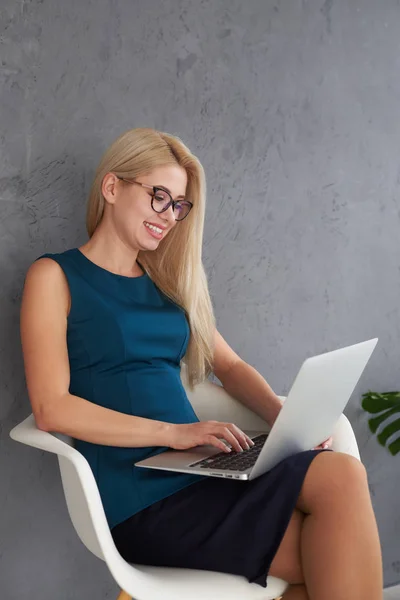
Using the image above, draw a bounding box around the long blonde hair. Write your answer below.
[86,128,216,389]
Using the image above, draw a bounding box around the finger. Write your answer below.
[207,421,252,450]
[314,435,333,450]
[216,426,244,453]
[205,435,232,453]
[228,424,252,450]
[241,431,255,449]
[228,424,250,450]
[246,434,255,447]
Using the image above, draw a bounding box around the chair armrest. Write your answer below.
[9,414,77,459]
[10,414,112,561]
[331,413,361,460]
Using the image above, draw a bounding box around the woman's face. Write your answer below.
[102,164,188,251]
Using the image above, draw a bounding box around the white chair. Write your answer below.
[9,376,361,600]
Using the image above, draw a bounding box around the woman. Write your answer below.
[20,128,383,599]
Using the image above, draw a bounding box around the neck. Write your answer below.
[80,222,143,277]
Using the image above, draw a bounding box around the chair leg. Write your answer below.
[116,586,283,600]
[116,590,131,600]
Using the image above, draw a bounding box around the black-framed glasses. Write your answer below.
[116,176,193,221]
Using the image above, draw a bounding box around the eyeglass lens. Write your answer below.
[153,189,191,220]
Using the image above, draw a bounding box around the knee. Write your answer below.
[335,450,366,479]
[299,452,368,511]
[320,452,367,500]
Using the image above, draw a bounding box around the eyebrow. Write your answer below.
[155,185,186,199]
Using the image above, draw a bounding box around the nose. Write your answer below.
[162,203,176,224]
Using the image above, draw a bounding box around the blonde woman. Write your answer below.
[20,128,382,599]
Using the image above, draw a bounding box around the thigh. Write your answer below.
[296,451,367,514]
[268,507,305,585]
[269,451,368,585]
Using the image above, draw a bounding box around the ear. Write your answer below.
[102,172,119,205]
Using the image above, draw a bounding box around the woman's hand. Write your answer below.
[313,435,333,450]
[166,420,255,454]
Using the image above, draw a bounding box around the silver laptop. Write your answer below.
[135,338,378,481]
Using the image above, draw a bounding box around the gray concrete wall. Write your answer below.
[1,0,399,597]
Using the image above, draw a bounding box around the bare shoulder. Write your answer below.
[25,255,65,281]
[22,256,70,316]
[20,257,72,425]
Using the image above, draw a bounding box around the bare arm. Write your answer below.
[218,360,283,427]
[212,331,333,448]
[20,258,172,448]
[212,329,283,427]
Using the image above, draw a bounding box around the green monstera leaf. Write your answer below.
[361,391,400,456]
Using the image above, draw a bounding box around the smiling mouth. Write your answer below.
[144,221,164,238]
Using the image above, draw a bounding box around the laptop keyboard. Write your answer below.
[189,433,268,472]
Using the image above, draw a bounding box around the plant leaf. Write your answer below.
[368,406,400,433]
[362,391,400,456]
[388,437,400,456]
[362,391,400,414]
[377,418,400,446]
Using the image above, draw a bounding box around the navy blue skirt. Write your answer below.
[111,448,329,588]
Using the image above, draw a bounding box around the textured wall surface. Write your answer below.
[1,0,400,597]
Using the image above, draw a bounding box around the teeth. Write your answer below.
[144,222,162,234]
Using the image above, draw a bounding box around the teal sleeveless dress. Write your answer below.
[36,248,204,530]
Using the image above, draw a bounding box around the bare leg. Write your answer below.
[269,452,383,600]
[282,584,309,599]
[297,452,382,599]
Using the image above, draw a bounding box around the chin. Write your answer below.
[138,238,160,251]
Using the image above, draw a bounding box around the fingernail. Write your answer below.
[323,444,328,449]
